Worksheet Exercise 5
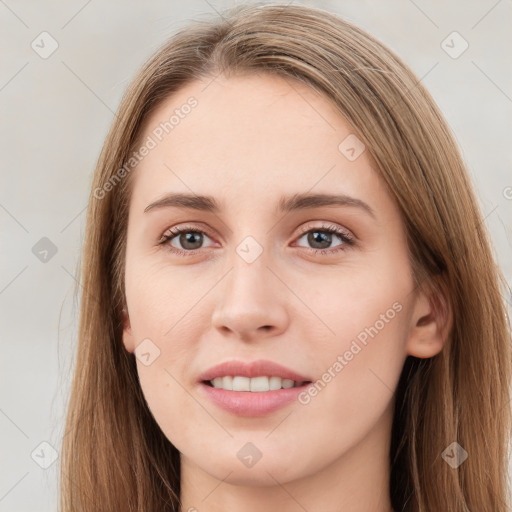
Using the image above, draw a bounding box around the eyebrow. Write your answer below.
[144,192,376,219]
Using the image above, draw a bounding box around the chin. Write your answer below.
[212,464,303,487]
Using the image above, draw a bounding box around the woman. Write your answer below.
[60,3,512,511]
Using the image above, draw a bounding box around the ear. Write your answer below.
[122,307,135,354]
[406,279,452,359]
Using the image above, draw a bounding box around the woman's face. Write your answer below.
[122,73,434,488]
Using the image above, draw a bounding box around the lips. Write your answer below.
[197,359,314,416]
[197,359,312,383]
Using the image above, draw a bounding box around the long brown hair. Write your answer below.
[60,3,512,511]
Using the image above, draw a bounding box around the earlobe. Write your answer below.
[406,280,452,359]
[122,308,135,354]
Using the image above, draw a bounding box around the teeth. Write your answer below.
[209,376,302,391]
[269,376,283,390]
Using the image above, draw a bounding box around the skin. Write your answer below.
[122,72,448,512]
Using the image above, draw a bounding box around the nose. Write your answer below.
[211,256,289,342]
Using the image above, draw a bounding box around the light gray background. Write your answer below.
[1,1,511,510]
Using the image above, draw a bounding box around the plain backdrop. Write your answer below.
[1,1,511,510]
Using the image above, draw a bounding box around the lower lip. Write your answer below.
[199,381,311,417]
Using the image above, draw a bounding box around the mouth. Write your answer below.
[197,359,314,416]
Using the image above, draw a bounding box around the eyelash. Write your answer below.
[158,223,355,257]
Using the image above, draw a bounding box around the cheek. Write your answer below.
[304,251,411,352]
[125,258,209,340]
[289,279,408,476]
[126,267,206,445]
[300,255,411,416]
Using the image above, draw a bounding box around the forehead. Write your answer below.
[130,72,391,216]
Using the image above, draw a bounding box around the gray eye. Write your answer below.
[296,230,344,250]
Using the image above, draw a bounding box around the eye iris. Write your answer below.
[180,232,203,250]
[308,231,332,249]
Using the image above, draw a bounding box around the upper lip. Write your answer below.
[198,359,312,383]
